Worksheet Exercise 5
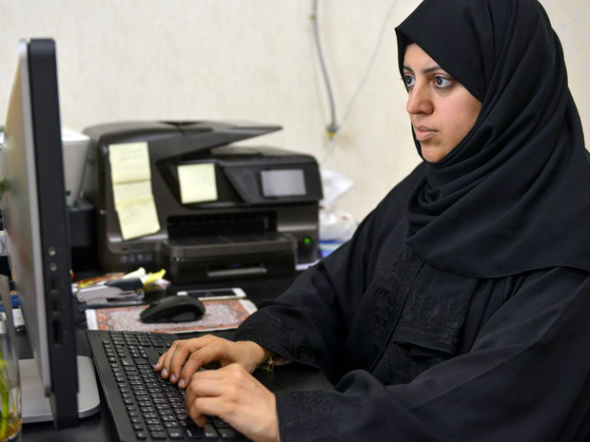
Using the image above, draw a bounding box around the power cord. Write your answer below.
[311,0,338,139]
[310,0,399,162]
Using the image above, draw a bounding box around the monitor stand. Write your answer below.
[20,355,101,423]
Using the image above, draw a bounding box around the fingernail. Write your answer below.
[178,379,186,389]
[170,374,177,383]
[154,362,161,370]
[161,369,168,378]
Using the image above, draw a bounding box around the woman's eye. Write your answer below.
[434,76,453,88]
[403,75,415,89]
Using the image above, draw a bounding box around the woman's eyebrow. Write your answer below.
[402,64,444,74]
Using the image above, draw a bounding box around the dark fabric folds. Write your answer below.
[233,1,590,440]
[395,0,590,277]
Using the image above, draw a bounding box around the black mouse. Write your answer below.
[140,295,206,323]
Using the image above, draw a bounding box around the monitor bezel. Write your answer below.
[3,38,79,428]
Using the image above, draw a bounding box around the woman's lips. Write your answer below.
[414,126,438,141]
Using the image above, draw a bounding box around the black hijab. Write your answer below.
[395,0,590,278]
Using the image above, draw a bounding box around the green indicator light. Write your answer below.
[304,237,312,245]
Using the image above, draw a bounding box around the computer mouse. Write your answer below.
[140,295,206,323]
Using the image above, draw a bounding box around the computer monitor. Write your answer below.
[1,38,99,428]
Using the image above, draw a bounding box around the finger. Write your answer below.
[185,374,231,428]
[178,343,226,388]
[184,369,225,406]
[184,366,251,415]
[186,398,208,427]
[153,351,166,372]
[166,336,215,383]
[168,347,193,383]
[154,338,184,372]
[189,397,228,426]
[156,340,180,378]
[160,341,190,382]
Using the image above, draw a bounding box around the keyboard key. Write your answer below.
[167,428,185,439]
[218,428,240,438]
[203,424,219,438]
[211,417,230,428]
[185,424,204,439]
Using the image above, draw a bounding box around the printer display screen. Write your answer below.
[260,169,307,197]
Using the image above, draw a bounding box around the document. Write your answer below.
[178,163,218,204]
[109,142,160,240]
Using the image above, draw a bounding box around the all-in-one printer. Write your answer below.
[82,121,322,284]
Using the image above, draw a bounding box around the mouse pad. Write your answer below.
[86,298,257,333]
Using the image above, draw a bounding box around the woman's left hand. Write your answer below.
[185,364,281,442]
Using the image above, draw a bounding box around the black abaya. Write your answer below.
[236,166,590,441]
[234,0,590,440]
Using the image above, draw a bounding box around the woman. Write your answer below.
[156,0,590,440]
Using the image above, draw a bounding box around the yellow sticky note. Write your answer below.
[109,142,151,184]
[116,197,160,241]
[113,181,153,210]
[108,142,160,240]
[178,163,218,204]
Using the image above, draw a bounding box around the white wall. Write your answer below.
[1,0,588,221]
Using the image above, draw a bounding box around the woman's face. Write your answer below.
[402,44,482,163]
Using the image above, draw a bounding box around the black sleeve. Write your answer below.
[233,165,420,378]
[234,211,379,378]
[274,268,590,442]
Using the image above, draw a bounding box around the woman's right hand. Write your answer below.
[154,335,268,389]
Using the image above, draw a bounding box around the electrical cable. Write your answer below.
[311,0,338,138]
[339,0,398,131]
[311,0,398,148]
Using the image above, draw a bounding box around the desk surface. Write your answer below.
[21,274,332,442]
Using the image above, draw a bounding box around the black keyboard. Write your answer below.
[87,330,247,441]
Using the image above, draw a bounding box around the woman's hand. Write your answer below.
[185,364,281,442]
[154,335,267,388]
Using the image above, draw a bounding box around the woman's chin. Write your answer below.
[420,145,448,163]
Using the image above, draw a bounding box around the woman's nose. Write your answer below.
[406,84,433,115]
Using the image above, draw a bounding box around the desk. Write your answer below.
[21,275,331,442]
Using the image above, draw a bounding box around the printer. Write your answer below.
[82,121,322,284]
